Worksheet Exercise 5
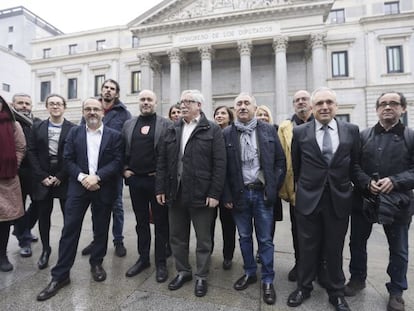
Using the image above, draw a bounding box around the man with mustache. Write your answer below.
[81,79,131,258]
[37,98,123,301]
[222,92,286,305]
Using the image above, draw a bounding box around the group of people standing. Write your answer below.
[0,81,412,311]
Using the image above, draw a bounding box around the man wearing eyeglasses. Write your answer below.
[156,89,226,298]
[122,90,171,283]
[37,98,123,301]
[346,92,414,311]
[81,79,131,258]
[27,94,75,270]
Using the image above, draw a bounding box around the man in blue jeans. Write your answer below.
[81,79,131,257]
[346,91,414,311]
[222,93,286,305]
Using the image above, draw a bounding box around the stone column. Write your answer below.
[199,45,214,119]
[309,33,327,90]
[137,52,152,90]
[273,35,289,123]
[238,40,253,94]
[167,48,182,106]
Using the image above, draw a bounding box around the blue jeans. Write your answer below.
[111,179,124,244]
[349,210,410,295]
[232,188,274,283]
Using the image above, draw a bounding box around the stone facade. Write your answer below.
[8,0,414,127]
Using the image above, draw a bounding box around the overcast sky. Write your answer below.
[1,0,165,33]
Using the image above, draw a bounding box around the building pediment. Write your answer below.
[129,0,334,34]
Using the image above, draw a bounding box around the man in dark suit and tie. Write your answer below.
[287,87,360,311]
[37,97,123,301]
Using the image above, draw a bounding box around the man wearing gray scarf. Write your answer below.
[223,93,286,305]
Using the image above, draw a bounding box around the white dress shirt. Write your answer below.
[77,124,103,182]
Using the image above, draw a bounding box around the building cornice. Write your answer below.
[360,12,414,25]
[131,1,333,36]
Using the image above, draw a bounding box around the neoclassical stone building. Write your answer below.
[28,0,414,126]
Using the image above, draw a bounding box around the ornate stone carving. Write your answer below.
[308,32,326,49]
[165,0,292,21]
[199,45,215,61]
[137,52,152,66]
[272,35,288,52]
[238,40,253,56]
[150,59,162,73]
[167,48,182,63]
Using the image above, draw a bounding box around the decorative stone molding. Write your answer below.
[137,52,152,66]
[165,0,292,21]
[238,40,253,56]
[150,59,162,74]
[199,45,215,61]
[272,35,288,52]
[167,48,183,63]
[308,32,326,49]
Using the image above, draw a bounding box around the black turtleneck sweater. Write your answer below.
[128,114,156,175]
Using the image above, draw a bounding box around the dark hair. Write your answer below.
[101,79,120,94]
[168,103,181,119]
[376,91,407,109]
[45,93,67,108]
[214,105,234,124]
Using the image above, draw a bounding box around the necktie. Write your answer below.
[322,125,333,163]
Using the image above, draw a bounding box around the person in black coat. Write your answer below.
[156,89,226,298]
[27,94,75,269]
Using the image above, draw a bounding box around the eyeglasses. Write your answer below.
[48,102,64,107]
[180,99,197,106]
[294,97,310,103]
[377,101,401,108]
[83,107,102,113]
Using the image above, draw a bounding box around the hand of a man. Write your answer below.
[224,202,233,209]
[81,175,100,190]
[205,197,219,208]
[156,194,165,206]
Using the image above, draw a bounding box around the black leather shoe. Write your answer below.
[37,278,70,301]
[262,283,276,305]
[344,279,366,297]
[287,289,310,307]
[234,274,257,291]
[30,233,39,242]
[288,265,297,282]
[329,296,351,311]
[156,265,168,283]
[222,259,232,270]
[81,242,94,256]
[114,243,127,257]
[91,265,106,282]
[125,260,150,277]
[168,274,193,290]
[38,249,51,270]
[194,279,208,297]
[0,256,13,272]
[20,246,32,258]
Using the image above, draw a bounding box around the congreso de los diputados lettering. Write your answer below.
[3,0,414,127]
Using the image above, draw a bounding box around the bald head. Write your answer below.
[293,90,312,121]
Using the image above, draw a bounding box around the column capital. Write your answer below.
[238,40,253,56]
[272,35,289,53]
[137,52,152,66]
[308,32,326,49]
[167,48,183,63]
[199,45,215,61]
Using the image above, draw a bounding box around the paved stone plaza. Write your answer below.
[1,192,413,311]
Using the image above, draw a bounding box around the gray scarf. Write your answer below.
[234,118,258,165]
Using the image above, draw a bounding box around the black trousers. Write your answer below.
[51,191,112,281]
[210,203,236,261]
[127,175,169,266]
[295,189,349,297]
[0,221,11,257]
[36,195,65,251]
